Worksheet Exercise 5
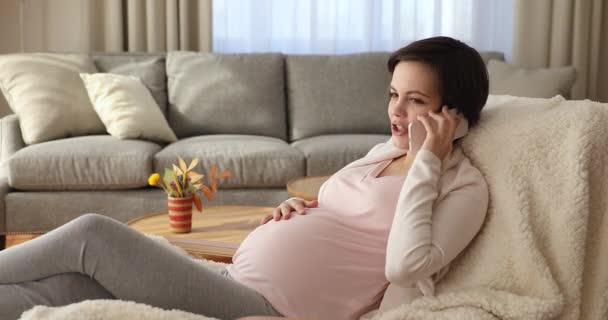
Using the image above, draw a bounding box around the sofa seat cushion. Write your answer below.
[291,134,390,176]
[8,136,161,190]
[154,135,305,188]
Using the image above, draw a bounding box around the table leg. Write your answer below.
[0,235,5,250]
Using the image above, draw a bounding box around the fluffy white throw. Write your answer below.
[19,95,608,320]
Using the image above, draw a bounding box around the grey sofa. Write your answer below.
[0,50,504,248]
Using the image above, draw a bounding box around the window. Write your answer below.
[213,0,513,58]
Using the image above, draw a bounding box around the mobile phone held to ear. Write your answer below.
[408,108,469,154]
[408,121,427,155]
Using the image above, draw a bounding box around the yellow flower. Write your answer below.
[148,173,161,186]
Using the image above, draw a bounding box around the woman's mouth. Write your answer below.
[392,123,407,136]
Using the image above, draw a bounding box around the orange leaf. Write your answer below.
[211,179,218,193]
[201,185,214,201]
[193,193,202,212]
[210,164,217,181]
[217,170,232,179]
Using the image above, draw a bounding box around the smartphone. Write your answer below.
[408,108,469,154]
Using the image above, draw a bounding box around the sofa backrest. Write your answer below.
[94,50,501,143]
[6,50,503,144]
[284,51,504,142]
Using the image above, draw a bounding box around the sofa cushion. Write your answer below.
[8,136,161,190]
[166,52,287,140]
[479,51,505,64]
[91,53,168,116]
[154,135,305,188]
[79,73,177,143]
[291,134,390,176]
[488,60,577,99]
[286,53,392,141]
[0,53,106,145]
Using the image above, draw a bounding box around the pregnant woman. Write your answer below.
[0,36,489,320]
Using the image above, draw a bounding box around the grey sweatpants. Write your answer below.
[0,213,283,320]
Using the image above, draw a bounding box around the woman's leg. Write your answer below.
[0,213,282,320]
[0,273,114,320]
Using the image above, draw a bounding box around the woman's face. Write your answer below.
[388,61,442,150]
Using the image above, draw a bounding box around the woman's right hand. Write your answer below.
[260,197,319,225]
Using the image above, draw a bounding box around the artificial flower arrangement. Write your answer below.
[148,157,232,212]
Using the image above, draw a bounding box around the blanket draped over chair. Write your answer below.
[19,95,608,320]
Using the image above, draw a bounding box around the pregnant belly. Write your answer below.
[226,208,390,319]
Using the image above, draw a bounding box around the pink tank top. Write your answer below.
[226,158,406,320]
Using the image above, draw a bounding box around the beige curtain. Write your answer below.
[22,0,212,53]
[512,0,608,102]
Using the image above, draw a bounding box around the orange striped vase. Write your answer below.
[167,196,193,233]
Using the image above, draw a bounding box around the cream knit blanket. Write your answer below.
[19,95,608,320]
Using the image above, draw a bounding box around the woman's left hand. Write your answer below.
[417,105,462,161]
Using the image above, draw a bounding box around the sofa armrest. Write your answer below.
[0,115,20,237]
[0,114,25,170]
[0,175,8,236]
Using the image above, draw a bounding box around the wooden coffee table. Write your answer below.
[128,205,273,263]
[286,175,331,201]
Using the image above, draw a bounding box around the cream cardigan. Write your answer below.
[319,137,489,316]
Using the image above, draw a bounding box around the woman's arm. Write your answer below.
[384,149,489,287]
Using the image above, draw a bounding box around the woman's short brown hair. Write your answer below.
[388,36,489,128]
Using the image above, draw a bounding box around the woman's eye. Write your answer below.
[409,98,424,104]
[389,92,398,99]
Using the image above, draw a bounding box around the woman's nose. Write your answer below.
[390,108,407,119]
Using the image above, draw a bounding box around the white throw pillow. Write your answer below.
[487,59,577,99]
[0,53,106,144]
[79,73,177,143]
